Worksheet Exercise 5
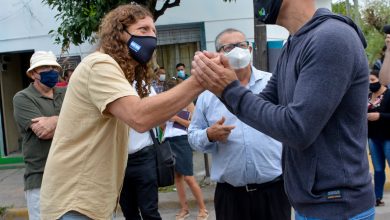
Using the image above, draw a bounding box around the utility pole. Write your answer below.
[345,0,351,18]
[253,0,268,71]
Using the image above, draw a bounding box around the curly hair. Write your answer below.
[98,4,154,98]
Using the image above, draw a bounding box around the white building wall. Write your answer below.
[0,0,94,57]
[0,0,331,56]
[156,0,331,51]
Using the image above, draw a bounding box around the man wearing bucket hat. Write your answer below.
[13,50,65,220]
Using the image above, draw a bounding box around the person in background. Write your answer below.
[367,69,390,207]
[379,34,390,85]
[176,63,189,81]
[64,67,74,83]
[13,51,65,220]
[188,28,290,220]
[152,66,166,93]
[39,4,203,220]
[373,45,387,72]
[162,77,208,220]
[191,0,375,219]
[56,67,74,87]
[120,82,161,220]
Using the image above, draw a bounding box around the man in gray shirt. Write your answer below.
[13,51,65,220]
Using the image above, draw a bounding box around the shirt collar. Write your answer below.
[248,66,266,88]
[27,83,64,98]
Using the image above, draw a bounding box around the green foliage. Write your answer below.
[361,0,390,32]
[0,205,12,218]
[0,206,7,217]
[361,0,390,65]
[43,0,182,51]
[332,0,390,66]
[332,1,358,19]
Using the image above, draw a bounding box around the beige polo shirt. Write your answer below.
[40,52,138,220]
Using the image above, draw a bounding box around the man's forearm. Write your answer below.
[380,51,390,85]
[31,116,59,139]
[112,77,204,133]
[380,35,390,85]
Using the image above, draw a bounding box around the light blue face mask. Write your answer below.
[177,70,185,79]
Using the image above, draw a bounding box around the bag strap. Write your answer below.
[149,129,159,146]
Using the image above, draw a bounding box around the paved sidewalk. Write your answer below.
[1,150,390,220]
[0,166,216,220]
[0,152,215,219]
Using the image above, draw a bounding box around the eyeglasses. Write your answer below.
[218,41,250,53]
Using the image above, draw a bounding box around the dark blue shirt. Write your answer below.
[221,8,375,219]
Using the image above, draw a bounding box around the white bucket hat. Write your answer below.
[26,51,61,77]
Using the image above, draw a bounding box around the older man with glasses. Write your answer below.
[188,28,291,220]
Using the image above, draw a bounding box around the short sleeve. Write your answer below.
[13,93,42,131]
[88,57,138,114]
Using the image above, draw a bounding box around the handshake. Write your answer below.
[191,51,239,97]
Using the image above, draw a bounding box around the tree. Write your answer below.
[332,0,390,65]
[43,0,181,51]
[361,0,390,64]
[332,0,360,24]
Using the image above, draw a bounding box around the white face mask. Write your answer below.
[225,47,252,70]
[159,74,166,81]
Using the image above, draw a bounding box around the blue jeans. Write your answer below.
[368,138,390,199]
[295,207,375,220]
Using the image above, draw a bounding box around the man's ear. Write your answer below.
[30,70,39,80]
[249,45,253,54]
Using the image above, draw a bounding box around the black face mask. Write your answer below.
[370,82,381,93]
[254,0,283,24]
[125,30,157,65]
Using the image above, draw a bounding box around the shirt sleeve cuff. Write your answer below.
[200,129,213,146]
[221,80,251,115]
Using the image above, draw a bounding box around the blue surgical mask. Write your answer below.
[40,70,59,88]
[177,70,185,78]
[125,30,157,65]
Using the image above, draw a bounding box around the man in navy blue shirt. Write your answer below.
[191,0,375,219]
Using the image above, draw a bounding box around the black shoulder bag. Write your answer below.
[149,130,176,187]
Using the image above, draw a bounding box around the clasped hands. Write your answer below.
[191,51,238,97]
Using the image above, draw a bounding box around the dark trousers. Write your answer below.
[214,178,291,220]
[119,145,162,220]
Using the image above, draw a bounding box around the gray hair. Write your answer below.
[214,28,247,52]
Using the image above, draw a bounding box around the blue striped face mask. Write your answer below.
[125,30,157,65]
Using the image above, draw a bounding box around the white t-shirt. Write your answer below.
[162,111,188,140]
[127,84,157,154]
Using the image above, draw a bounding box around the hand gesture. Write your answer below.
[367,112,380,121]
[31,116,58,139]
[206,117,235,142]
[191,51,238,97]
[169,115,179,122]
